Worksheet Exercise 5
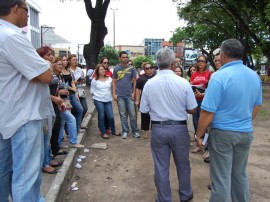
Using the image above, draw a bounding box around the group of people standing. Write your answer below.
[36,47,89,174]
[0,1,263,201]
[85,42,262,202]
[139,40,262,202]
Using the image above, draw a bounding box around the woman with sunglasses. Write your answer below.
[190,55,212,154]
[37,47,64,174]
[135,62,156,139]
[52,57,84,149]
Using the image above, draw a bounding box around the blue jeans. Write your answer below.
[43,116,54,167]
[117,96,138,134]
[94,99,116,134]
[193,99,202,133]
[70,93,83,132]
[59,110,77,145]
[209,128,253,202]
[0,120,45,202]
[79,97,88,120]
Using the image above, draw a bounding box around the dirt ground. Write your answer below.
[63,85,270,202]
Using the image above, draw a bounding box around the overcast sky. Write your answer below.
[33,0,183,53]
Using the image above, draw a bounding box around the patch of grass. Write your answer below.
[258,108,268,117]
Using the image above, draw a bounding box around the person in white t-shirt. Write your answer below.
[91,64,119,139]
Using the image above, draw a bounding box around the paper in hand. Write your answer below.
[202,133,209,146]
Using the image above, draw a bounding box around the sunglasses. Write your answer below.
[145,67,153,70]
[197,60,206,63]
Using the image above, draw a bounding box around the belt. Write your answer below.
[151,120,187,125]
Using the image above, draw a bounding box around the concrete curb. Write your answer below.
[45,106,95,202]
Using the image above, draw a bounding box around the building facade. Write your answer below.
[22,0,41,49]
[144,38,164,58]
[115,45,144,59]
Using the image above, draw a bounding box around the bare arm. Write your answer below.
[68,79,77,92]
[135,88,141,105]
[252,105,261,120]
[131,78,137,100]
[32,69,53,84]
[112,78,117,101]
[196,109,214,148]
[187,107,198,115]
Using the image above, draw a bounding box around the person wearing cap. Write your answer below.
[0,0,54,201]
[140,48,197,202]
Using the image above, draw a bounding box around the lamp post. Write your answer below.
[77,44,85,64]
[40,25,54,47]
[170,31,176,54]
[110,8,118,48]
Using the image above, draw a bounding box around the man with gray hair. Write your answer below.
[140,48,197,202]
[0,0,53,201]
[196,39,262,202]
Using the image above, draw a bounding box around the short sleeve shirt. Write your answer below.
[112,65,136,97]
[201,60,262,132]
[140,70,198,121]
[0,19,54,139]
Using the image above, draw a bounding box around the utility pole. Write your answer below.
[40,25,54,47]
[110,8,118,48]
[170,31,176,54]
[77,44,85,64]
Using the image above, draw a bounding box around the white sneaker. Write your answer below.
[133,132,140,138]
[121,132,128,139]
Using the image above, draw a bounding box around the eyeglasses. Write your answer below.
[18,5,28,13]
[197,60,206,63]
[145,67,153,70]
[103,62,109,64]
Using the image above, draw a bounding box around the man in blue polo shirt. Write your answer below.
[196,39,262,202]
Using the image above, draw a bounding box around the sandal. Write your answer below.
[50,160,63,167]
[111,132,121,136]
[191,147,202,153]
[101,134,109,139]
[42,166,57,174]
[56,149,68,155]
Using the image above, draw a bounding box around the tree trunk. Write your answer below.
[83,0,110,68]
[83,22,107,67]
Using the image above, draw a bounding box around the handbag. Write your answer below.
[77,88,86,98]
[63,99,73,109]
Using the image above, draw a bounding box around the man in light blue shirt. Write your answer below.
[196,39,262,202]
[140,48,197,202]
[0,1,53,201]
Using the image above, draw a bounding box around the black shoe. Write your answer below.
[204,157,210,163]
[55,150,68,155]
[181,194,193,202]
[207,184,212,190]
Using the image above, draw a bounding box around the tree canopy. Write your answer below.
[98,45,119,66]
[172,0,270,67]
[133,55,155,69]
